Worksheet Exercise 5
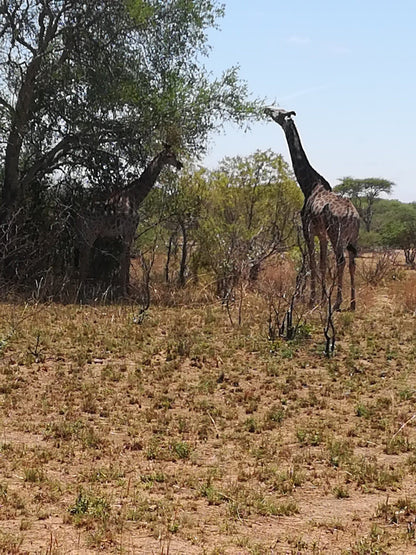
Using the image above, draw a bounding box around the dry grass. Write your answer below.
[1,267,416,553]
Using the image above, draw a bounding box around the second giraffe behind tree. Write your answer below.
[265,107,359,310]
[76,144,183,294]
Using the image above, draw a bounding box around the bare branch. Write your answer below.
[0,95,14,116]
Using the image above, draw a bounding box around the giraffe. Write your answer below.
[76,144,183,293]
[265,107,359,310]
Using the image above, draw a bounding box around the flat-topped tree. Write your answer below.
[265,107,359,310]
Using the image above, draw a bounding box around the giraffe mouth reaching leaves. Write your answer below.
[264,106,297,121]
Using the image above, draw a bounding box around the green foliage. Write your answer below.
[0,0,262,291]
[357,230,383,250]
[69,491,111,523]
[341,196,416,255]
[137,151,302,294]
[195,150,302,296]
[1,0,258,188]
[335,177,394,199]
[380,202,416,266]
[172,441,192,459]
[125,0,155,24]
[137,166,209,286]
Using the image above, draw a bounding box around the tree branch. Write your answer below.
[0,95,14,116]
[21,134,79,189]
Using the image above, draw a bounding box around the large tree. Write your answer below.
[0,0,260,290]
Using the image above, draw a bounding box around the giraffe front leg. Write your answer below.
[349,248,356,311]
[78,243,91,283]
[333,250,346,311]
[304,232,317,307]
[119,242,131,295]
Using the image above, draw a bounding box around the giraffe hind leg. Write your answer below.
[302,220,318,307]
[348,245,356,311]
[319,238,328,302]
[119,241,132,296]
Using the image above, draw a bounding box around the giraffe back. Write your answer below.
[75,188,139,247]
[303,185,360,249]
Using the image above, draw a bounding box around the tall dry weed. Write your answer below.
[357,251,401,286]
[257,255,297,302]
[393,273,416,314]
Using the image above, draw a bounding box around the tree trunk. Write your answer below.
[165,233,175,284]
[178,223,188,287]
[2,56,42,212]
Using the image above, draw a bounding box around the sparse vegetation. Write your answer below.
[1,2,416,551]
[1,263,416,552]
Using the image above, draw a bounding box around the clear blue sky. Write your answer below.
[203,0,416,202]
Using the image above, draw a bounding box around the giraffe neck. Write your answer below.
[281,118,331,198]
[126,151,169,208]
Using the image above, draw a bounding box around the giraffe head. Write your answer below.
[162,143,183,170]
[264,106,296,126]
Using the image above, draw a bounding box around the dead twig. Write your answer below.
[207,411,220,439]
[392,414,416,440]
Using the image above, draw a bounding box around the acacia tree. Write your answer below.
[335,177,394,232]
[197,150,302,299]
[0,0,260,290]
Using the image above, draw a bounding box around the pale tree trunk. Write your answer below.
[178,222,188,287]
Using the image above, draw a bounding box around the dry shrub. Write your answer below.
[357,251,401,286]
[257,254,297,301]
[130,257,217,308]
[392,273,416,314]
[152,281,217,307]
[256,254,310,341]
